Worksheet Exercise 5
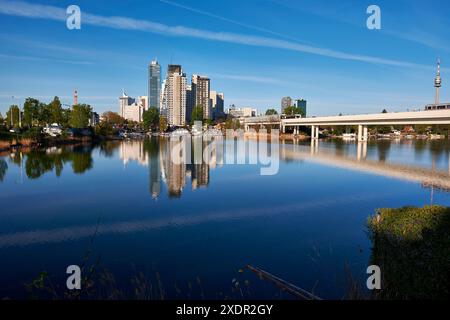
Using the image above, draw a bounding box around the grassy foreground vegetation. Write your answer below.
[368,205,450,299]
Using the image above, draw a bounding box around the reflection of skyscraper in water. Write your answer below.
[160,137,187,198]
[190,163,209,190]
[189,137,210,190]
[120,140,148,166]
[147,139,161,199]
[147,136,223,198]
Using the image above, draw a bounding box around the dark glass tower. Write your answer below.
[148,59,161,108]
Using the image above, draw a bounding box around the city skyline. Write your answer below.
[121,62,225,125]
[0,0,449,117]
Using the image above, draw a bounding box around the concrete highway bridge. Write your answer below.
[243,110,450,141]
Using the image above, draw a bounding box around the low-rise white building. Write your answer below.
[119,92,148,122]
[227,105,257,118]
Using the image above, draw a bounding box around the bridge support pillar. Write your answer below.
[311,125,316,139]
[315,126,320,139]
[357,125,368,142]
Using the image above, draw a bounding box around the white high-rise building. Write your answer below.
[160,79,167,117]
[162,65,187,127]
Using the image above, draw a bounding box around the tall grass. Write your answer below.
[368,205,450,299]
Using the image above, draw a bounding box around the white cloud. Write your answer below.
[159,0,312,44]
[0,0,440,71]
[210,73,289,84]
[0,53,92,65]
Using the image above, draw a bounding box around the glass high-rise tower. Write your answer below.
[148,59,161,109]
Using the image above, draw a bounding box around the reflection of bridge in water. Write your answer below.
[282,142,450,191]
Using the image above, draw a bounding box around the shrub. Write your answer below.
[22,127,43,140]
[368,205,450,299]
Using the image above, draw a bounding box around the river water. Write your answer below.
[0,137,449,299]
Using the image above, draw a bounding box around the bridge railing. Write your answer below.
[243,115,281,124]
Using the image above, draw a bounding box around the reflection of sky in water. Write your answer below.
[0,139,449,299]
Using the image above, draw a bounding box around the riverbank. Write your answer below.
[0,134,122,153]
[368,205,450,299]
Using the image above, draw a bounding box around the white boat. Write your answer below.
[377,133,391,139]
[171,128,190,137]
[430,134,445,140]
[43,123,62,137]
[342,133,356,140]
[392,130,401,137]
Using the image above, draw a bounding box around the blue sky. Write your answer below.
[0,0,449,116]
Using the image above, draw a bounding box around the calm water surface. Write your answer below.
[1,138,449,299]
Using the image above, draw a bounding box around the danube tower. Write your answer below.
[435,59,441,105]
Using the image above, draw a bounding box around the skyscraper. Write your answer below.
[162,65,187,126]
[192,74,211,120]
[281,96,292,113]
[295,98,307,116]
[186,84,194,124]
[210,91,225,119]
[148,59,161,109]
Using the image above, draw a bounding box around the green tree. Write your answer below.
[284,105,304,117]
[49,96,63,124]
[376,125,393,134]
[225,118,241,130]
[191,105,203,124]
[381,109,388,113]
[265,108,278,115]
[414,125,430,135]
[159,115,168,132]
[142,107,160,130]
[37,102,52,125]
[70,104,92,128]
[6,105,20,127]
[95,122,114,137]
[23,98,40,127]
[0,112,3,124]
[61,108,71,127]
